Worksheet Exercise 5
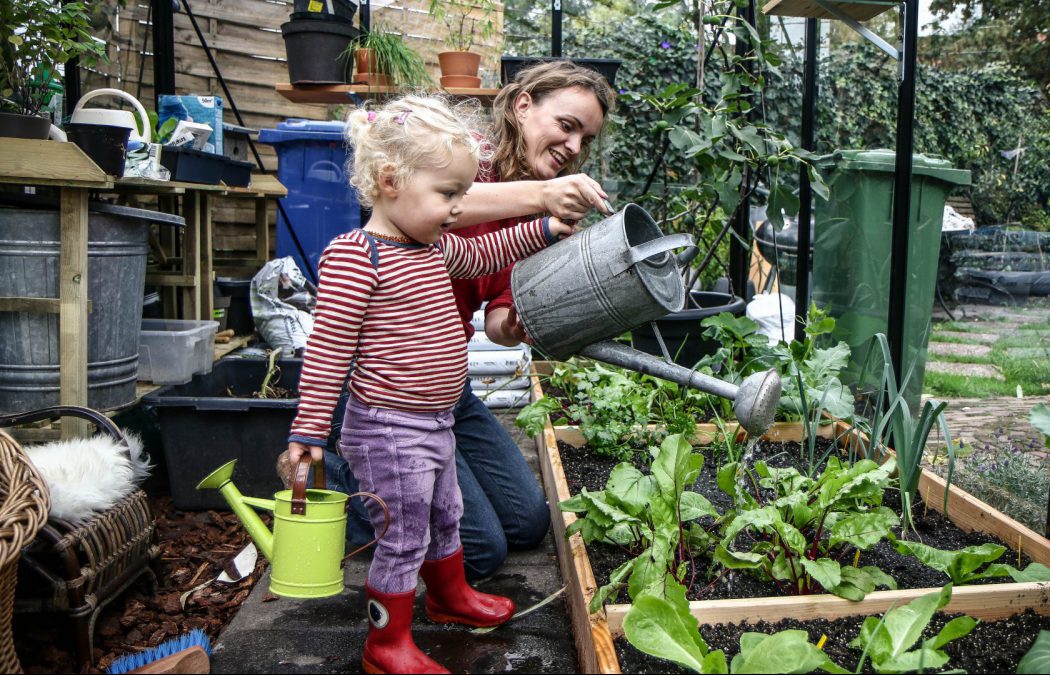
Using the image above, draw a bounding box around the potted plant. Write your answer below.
[428,0,496,88]
[346,26,433,89]
[282,12,360,84]
[0,1,106,139]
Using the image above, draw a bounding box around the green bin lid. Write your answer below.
[816,149,971,185]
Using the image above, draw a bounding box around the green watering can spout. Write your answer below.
[196,459,275,561]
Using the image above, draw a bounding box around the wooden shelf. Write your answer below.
[0,138,112,188]
[275,83,501,106]
[762,0,896,21]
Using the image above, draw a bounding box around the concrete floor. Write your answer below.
[210,408,579,674]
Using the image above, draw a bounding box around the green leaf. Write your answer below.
[893,540,1006,584]
[877,648,951,673]
[680,490,719,521]
[829,565,877,601]
[515,397,560,437]
[1030,404,1050,443]
[1018,630,1050,674]
[924,615,977,651]
[829,508,900,551]
[851,585,953,669]
[623,594,709,673]
[652,434,704,498]
[1003,562,1050,583]
[607,463,658,515]
[860,565,898,591]
[588,558,634,613]
[714,545,767,570]
[731,630,841,674]
[801,558,842,591]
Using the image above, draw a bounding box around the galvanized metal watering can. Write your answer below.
[511,204,782,436]
[196,456,388,599]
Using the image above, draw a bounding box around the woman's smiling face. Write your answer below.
[514,86,605,180]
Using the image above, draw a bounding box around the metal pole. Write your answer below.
[360,0,370,33]
[151,0,177,108]
[887,0,919,388]
[61,1,81,121]
[551,0,562,57]
[729,0,757,298]
[794,18,818,339]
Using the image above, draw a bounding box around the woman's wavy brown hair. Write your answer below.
[490,60,616,182]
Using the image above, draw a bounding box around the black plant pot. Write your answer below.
[65,123,131,176]
[0,111,52,139]
[159,146,226,185]
[501,56,622,87]
[292,0,356,21]
[282,19,359,84]
[632,291,746,368]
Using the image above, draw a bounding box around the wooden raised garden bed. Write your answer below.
[528,362,1050,674]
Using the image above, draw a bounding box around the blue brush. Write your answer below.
[106,628,211,674]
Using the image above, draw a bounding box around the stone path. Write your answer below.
[210,409,578,674]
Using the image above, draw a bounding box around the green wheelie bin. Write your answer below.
[811,150,971,411]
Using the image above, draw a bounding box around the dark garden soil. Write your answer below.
[616,608,1050,674]
[558,439,1035,604]
[13,496,266,674]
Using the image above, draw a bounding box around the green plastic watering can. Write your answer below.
[196,455,388,599]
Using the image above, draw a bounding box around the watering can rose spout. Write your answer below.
[196,460,275,560]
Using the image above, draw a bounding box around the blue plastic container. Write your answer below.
[258,119,361,278]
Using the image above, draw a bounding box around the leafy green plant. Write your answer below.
[345,26,433,88]
[622,581,845,674]
[850,584,976,674]
[856,333,957,533]
[427,0,496,52]
[1018,630,1050,675]
[0,1,106,116]
[559,434,718,609]
[715,456,899,600]
[891,539,1050,585]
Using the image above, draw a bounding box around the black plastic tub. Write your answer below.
[66,123,131,176]
[292,0,356,21]
[632,291,746,369]
[215,277,254,335]
[221,156,254,187]
[143,357,303,510]
[159,146,226,184]
[501,56,622,87]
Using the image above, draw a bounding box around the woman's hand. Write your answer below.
[547,216,576,240]
[540,174,612,221]
[288,441,324,466]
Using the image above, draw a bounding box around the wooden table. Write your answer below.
[275,83,501,106]
[0,139,285,437]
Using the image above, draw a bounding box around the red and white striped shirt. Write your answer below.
[289,218,552,444]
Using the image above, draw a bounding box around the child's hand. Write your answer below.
[288,441,324,466]
[548,216,577,240]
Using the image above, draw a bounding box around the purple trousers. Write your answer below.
[339,395,463,593]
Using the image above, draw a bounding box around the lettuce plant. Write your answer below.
[892,539,1050,585]
[1018,631,1050,675]
[715,456,899,600]
[850,584,976,674]
[558,434,718,609]
[622,580,845,674]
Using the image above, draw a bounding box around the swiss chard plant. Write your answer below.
[558,434,718,609]
[715,456,899,600]
[850,584,976,674]
[622,579,845,674]
[892,540,1050,585]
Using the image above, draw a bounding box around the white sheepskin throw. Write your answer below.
[25,432,152,524]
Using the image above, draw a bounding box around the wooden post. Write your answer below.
[181,191,202,320]
[59,187,90,438]
[199,192,214,322]
[255,197,270,264]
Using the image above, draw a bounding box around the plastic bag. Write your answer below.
[250,257,316,354]
[746,292,795,345]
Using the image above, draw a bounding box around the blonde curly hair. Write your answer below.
[345,94,492,208]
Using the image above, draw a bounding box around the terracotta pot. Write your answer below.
[439,74,482,89]
[358,72,393,88]
[354,48,386,76]
[438,51,481,78]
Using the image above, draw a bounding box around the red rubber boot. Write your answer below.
[362,585,450,675]
[420,548,516,628]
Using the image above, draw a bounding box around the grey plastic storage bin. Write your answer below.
[138,319,219,385]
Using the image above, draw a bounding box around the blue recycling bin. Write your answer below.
[259,119,361,279]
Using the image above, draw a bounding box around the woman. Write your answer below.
[322,60,616,578]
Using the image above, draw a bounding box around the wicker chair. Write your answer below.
[0,406,160,670]
[0,427,51,673]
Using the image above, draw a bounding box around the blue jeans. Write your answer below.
[324,383,549,579]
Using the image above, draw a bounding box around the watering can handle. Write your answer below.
[72,88,152,145]
[610,233,695,276]
[342,492,391,563]
[290,454,328,515]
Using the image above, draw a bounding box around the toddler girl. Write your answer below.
[285,94,572,674]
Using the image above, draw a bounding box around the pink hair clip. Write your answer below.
[395,110,412,125]
[366,111,378,122]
